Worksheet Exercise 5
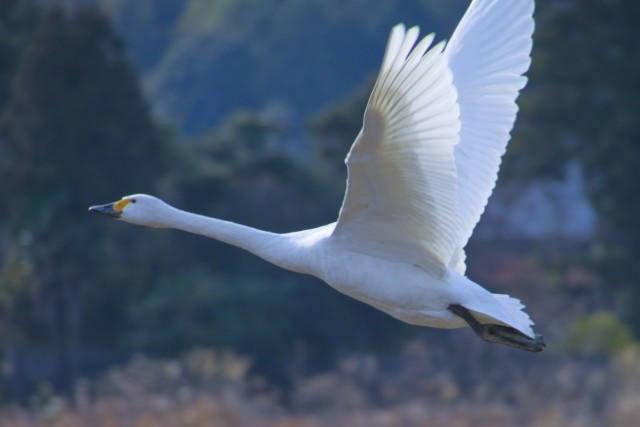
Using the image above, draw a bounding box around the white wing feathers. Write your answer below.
[446,0,535,273]
[333,25,461,276]
[333,0,534,278]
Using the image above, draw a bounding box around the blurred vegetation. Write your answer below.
[0,5,169,396]
[563,312,634,356]
[0,0,638,417]
[508,0,640,325]
[72,0,468,135]
[1,341,639,427]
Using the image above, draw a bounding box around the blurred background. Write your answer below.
[0,0,638,425]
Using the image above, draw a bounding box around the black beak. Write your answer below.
[88,203,121,218]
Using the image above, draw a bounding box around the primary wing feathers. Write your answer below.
[333,25,460,275]
[446,0,535,273]
[333,0,534,277]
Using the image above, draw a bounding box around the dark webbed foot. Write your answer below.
[448,304,546,353]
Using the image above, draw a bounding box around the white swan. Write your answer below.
[91,0,544,351]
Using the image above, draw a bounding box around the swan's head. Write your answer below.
[89,194,173,228]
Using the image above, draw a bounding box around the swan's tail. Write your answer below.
[467,293,535,338]
[450,271,536,338]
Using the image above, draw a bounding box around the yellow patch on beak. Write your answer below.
[113,198,132,213]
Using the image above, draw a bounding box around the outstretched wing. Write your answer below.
[332,25,461,276]
[446,0,535,273]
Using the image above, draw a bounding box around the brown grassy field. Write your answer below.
[0,341,637,427]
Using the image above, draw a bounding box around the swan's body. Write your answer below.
[91,0,545,351]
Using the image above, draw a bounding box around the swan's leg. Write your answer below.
[448,304,546,352]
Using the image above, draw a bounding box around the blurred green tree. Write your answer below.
[0,7,168,393]
[564,311,634,357]
[133,0,462,134]
[0,0,38,112]
[308,79,370,180]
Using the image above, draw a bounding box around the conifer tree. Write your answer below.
[0,7,167,391]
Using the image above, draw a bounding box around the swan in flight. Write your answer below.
[91,0,544,352]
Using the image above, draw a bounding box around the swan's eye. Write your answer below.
[131,199,137,204]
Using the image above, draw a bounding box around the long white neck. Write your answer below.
[156,206,310,273]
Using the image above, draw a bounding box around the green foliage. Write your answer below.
[0,0,38,112]
[0,235,39,345]
[0,5,167,287]
[1,8,166,207]
[126,271,298,383]
[308,79,370,177]
[0,7,169,392]
[563,312,634,356]
[99,0,464,134]
[173,110,334,236]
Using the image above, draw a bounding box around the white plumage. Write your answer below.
[91,0,544,351]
